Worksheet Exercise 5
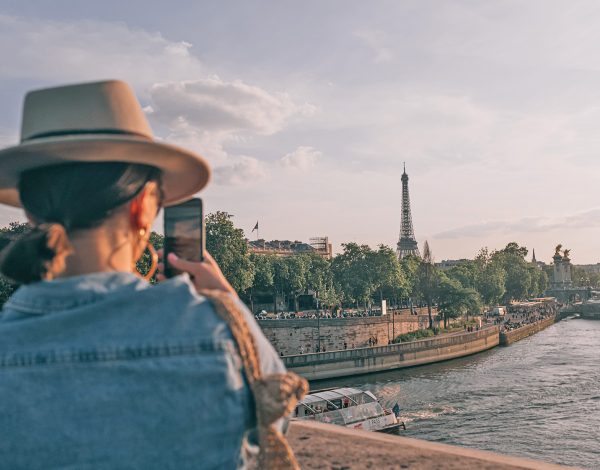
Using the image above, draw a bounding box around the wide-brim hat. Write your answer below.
[0,80,211,207]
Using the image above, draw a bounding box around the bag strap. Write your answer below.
[200,289,308,470]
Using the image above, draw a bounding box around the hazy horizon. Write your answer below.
[2,1,600,264]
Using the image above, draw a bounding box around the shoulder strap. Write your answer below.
[200,290,307,470]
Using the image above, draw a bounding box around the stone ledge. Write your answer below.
[288,421,578,470]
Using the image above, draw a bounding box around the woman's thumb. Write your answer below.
[167,253,199,273]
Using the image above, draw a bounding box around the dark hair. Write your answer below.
[0,162,162,284]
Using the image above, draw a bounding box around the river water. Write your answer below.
[314,318,600,469]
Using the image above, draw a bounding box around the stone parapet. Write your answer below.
[284,327,499,380]
[499,315,556,346]
[288,420,576,469]
[258,313,436,355]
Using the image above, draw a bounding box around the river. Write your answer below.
[314,317,600,469]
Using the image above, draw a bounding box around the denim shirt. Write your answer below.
[0,272,285,470]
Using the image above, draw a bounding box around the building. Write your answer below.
[248,236,333,259]
[435,259,470,271]
[574,263,600,274]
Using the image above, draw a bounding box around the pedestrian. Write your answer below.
[300,345,305,354]
[343,342,347,350]
[0,80,307,469]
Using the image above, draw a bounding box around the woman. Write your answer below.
[0,81,306,469]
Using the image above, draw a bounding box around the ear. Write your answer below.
[129,182,160,232]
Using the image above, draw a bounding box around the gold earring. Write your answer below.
[134,228,158,282]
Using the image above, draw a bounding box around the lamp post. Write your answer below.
[316,294,321,352]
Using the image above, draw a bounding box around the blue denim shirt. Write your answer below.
[0,272,285,470]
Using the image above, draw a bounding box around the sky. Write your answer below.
[1,0,600,263]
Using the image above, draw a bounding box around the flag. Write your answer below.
[252,221,259,232]
[392,402,400,417]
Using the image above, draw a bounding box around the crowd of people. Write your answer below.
[255,307,424,320]
[501,300,557,332]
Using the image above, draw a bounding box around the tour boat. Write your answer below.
[293,387,406,434]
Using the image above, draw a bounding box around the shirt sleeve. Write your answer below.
[231,296,291,442]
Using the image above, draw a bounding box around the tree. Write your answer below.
[0,222,31,306]
[436,273,482,328]
[247,253,275,312]
[476,261,506,305]
[371,244,408,305]
[331,243,377,310]
[446,261,477,289]
[205,211,254,292]
[416,241,437,328]
[400,254,420,308]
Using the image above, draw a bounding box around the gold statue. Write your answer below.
[555,244,562,256]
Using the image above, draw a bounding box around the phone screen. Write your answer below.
[163,198,204,277]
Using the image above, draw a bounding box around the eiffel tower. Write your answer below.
[397,164,420,259]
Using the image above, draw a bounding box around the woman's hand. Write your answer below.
[156,250,237,296]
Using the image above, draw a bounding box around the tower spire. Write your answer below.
[397,165,420,259]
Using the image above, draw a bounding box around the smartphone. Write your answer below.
[163,198,205,278]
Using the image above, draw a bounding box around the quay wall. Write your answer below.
[499,315,556,346]
[283,326,499,381]
[259,310,436,355]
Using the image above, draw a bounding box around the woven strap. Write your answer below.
[200,290,308,470]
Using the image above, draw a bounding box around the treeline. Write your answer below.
[0,214,549,326]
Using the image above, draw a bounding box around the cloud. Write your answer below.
[147,78,316,185]
[434,208,600,239]
[280,146,322,172]
[148,78,315,135]
[213,155,268,186]
[354,29,394,64]
[0,15,204,88]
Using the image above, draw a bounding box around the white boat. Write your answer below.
[293,387,406,434]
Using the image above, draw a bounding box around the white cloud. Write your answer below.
[434,208,600,239]
[213,155,268,186]
[280,146,322,172]
[149,78,314,135]
[147,78,316,185]
[0,15,204,88]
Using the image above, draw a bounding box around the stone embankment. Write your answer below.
[499,315,556,346]
[289,420,576,469]
[283,326,499,380]
[259,309,435,356]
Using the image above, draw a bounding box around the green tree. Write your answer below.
[436,273,482,328]
[371,244,408,305]
[247,253,275,312]
[476,261,506,305]
[446,261,477,289]
[416,241,437,328]
[492,243,532,302]
[331,243,376,310]
[205,211,254,292]
[0,222,31,306]
[400,254,420,308]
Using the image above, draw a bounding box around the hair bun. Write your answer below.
[0,223,73,284]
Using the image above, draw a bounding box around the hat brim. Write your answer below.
[0,134,211,207]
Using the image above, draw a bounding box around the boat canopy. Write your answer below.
[299,387,377,407]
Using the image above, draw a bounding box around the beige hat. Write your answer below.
[0,80,211,207]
